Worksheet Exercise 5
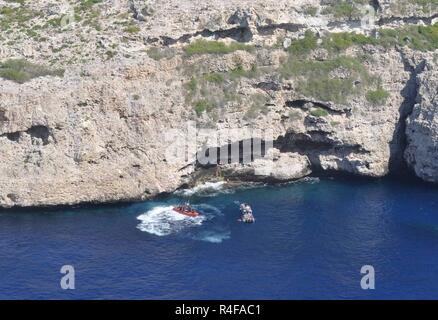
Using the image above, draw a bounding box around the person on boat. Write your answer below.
[239,203,255,223]
[182,202,193,213]
[173,201,200,217]
[243,212,254,223]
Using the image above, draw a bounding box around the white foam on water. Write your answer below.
[136,204,232,243]
[301,177,320,184]
[175,181,227,197]
[195,203,223,216]
[192,230,231,243]
[136,205,205,236]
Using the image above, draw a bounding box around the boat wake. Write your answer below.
[136,203,228,243]
[194,203,223,216]
[190,230,231,243]
[136,206,205,236]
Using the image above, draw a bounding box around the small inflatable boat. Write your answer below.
[239,203,255,223]
[173,203,200,217]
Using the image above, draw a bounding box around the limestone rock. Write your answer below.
[221,149,312,182]
[0,0,438,208]
[405,61,438,182]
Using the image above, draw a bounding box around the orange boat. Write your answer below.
[173,203,200,217]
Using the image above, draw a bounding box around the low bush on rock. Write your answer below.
[185,39,253,56]
[0,59,64,83]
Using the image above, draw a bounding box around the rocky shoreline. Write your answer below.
[1,0,438,208]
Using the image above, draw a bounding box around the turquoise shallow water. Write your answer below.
[1,177,438,299]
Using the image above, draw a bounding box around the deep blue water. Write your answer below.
[1,177,438,299]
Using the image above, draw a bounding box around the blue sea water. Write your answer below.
[1,177,438,300]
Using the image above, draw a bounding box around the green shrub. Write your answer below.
[194,100,213,116]
[333,2,357,18]
[229,65,258,79]
[301,78,355,104]
[185,77,197,93]
[0,7,15,16]
[183,62,261,117]
[322,32,376,52]
[280,55,376,104]
[0,68,28,83]
[76,0,103,12]
[378,23,438,51]
[285,24,438,55]
[391,0,438,15]
[310,108,329,117]
[0,5,40,30]
[204,72,225,83]
[0,59,64,83]
[124,24,140,33]
[366,88,390,105]
[304,5,318,16]
[185,39,253,56]
[26,29,38,38]
[5,0,26,4]
[288,30,318,56]
[281,55,369,80]
[46,17,62,28]
[413,0,438,12]
[322,1,363,20]
[105,50,117,59]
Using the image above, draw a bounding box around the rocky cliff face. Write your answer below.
[0,0,438,207]
[405,60,438,183]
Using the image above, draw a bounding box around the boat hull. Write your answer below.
[173,207,200,217]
